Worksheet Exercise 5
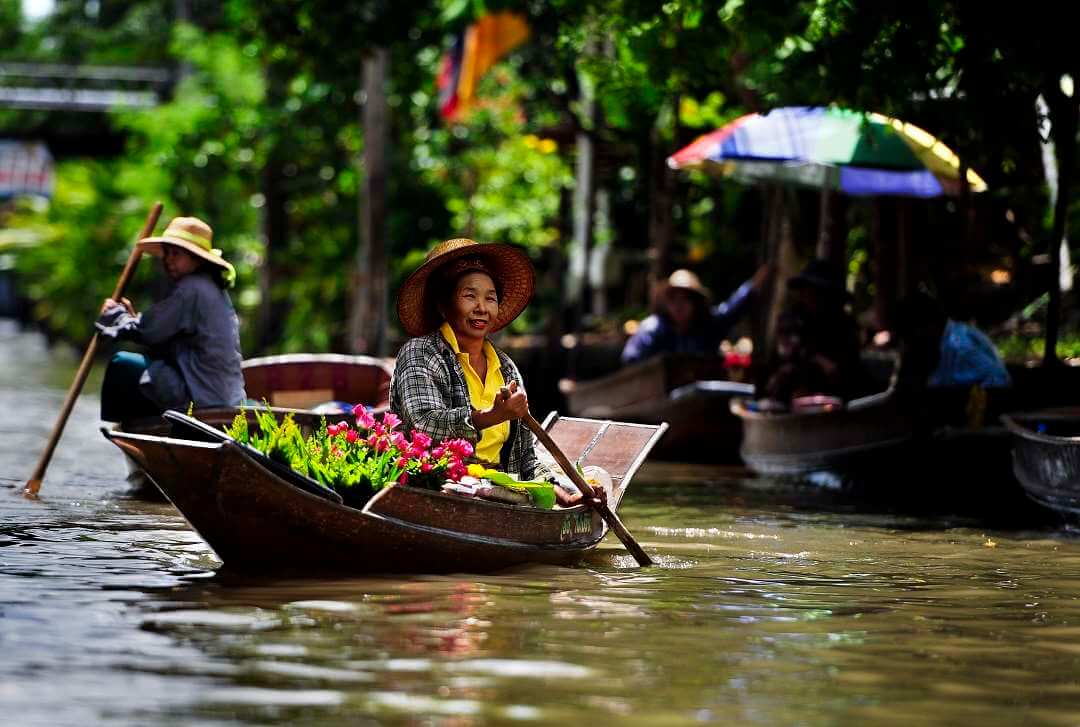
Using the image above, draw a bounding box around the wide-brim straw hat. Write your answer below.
[661,269,712,303]
[397,238,535,337]
[137,216,236,285]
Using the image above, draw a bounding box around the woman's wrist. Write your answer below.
[471,406,504,431]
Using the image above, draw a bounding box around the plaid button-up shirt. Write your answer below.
[390,330,549,481]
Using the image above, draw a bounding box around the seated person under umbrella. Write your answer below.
[894,289,1011,391]
[621,264,771,365]
[759,259,865,408]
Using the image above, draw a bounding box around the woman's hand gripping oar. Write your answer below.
[24,201,164,497]
[519,403,654,567]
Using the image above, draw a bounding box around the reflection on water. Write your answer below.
[3,322,1080,725]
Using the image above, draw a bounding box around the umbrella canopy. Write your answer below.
[667,106,987,198]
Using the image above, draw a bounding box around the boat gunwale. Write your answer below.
[729,389,895,422]
[106,429,600,523]
[1002,412,1080,445]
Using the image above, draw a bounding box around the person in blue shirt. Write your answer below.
[621,264,770,365]
[895,290,1011,390]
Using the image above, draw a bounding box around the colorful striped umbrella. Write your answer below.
[667,106,987,198]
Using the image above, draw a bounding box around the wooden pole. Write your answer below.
[348,48,389,356]
[24,201,163,496]
[522,412,653,567]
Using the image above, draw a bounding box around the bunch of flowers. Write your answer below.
[226,404,475,508]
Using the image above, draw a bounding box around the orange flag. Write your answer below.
[438,12,530,121]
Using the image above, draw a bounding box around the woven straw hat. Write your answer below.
[662,269,712,303]
[396,238,535,337]
[138,216,236,285]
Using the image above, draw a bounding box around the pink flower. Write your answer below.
[398,471,409,485]
[448,463,467,481]
[382,412,401,431]
[391,431,409,452]
[354,408,376,430]
[345,429,359,444]
[432,446,446,460]
[373,437,389,453]
[372,423,385,437]
[446,438,474,460]
[411,431,432,451]
[421,462,432,473]
[395,456,408,469]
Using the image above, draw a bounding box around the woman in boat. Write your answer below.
[96,216,245,422]
[759,259,866,406]
[894,289,1011,390]
[391,238,594,505]
[621,265,771,365]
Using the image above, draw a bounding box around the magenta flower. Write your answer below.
[446,439,474,460]
[345,429,359,444]
[432,446,446,460]
[373,437,389,453]
[420,461,432,473]
[355,409,376,430]
[382,412,401,431]
[398,471,409,485]
[391,431,409,452]
[395,456,408,469]
[411,431,432,451]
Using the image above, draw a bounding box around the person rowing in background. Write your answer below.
[621,264,771,365]
[96,216,245,422]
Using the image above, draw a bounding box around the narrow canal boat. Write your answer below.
[565,353,750,462]
[730,390,911,476]
[117,353,394,495]
[1002,411,1080,519]
[104,412,666,573]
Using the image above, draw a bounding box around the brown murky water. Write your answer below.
[3,321,1080,726]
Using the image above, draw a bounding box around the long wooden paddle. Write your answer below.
[24,201,164,496]
[523,412,653,567]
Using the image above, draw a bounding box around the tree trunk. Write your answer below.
[647,125,676,287]
[1044,82,1078,366]
[348,49,389,356]
[815,186,849,266]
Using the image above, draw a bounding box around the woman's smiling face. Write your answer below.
[443,271,500,344]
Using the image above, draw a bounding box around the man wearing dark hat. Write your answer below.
[621,264,771,365]
[760,259,866,405]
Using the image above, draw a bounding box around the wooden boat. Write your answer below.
[1002,411,1080,519]
[730,390,912,476]
[116,353,394,495]
[730,383,1058,523]
[565,354,751,462]
[103,411,667,573]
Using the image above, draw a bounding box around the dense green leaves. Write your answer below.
[2,0,1073,354]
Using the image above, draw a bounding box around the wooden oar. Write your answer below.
[24,201,164,496]
[522,412,654,567]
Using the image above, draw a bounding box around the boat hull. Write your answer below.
[732,392,911,476]
[106,415,666,573]
[566,355,749,462]
[1004,412,1080,518]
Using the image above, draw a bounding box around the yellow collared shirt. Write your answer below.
[440,322,510,463]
